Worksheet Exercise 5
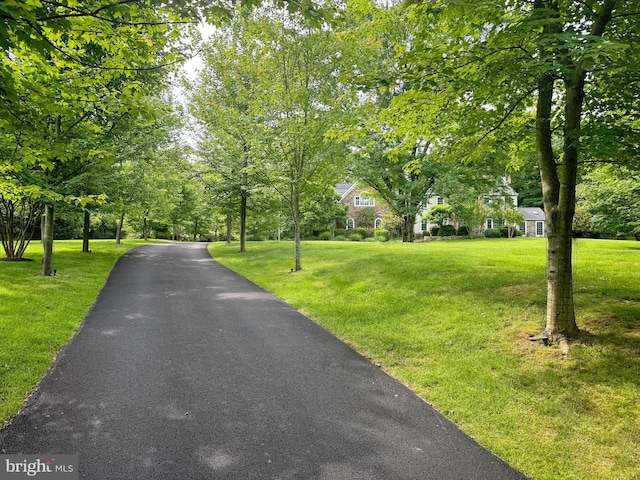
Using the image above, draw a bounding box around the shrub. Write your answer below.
[439,225,457,236]
[319,231,332,241]
[335,235,347,241]
[354,227,369,238]
[457,226,470,237]
[349,233,362,242]
[430,225,440,236]
[374,228,389,242]
[247,234,264,241]
[484,228,501,238]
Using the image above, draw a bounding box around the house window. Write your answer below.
[374,218,383,229]
[421,219,428,232]
[437,196,445,205]
[486,218,494,229]
[346,218,355,230]
[354,196,375,207]
[519,222,526,235]
[536,221,544,237]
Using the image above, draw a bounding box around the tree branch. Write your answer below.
[475,87,536,146]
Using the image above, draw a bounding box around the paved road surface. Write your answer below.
[1,243,526,479]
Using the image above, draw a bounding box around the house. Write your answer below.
[335,181,546,237]
[517,207,546,237]
[335,182,388,229]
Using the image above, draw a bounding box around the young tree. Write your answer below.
[247,9,357,270]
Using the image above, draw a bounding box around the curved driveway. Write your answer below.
[1,243,525,479]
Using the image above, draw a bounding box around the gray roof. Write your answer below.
[335,182,356,197]
[518,207,545,221]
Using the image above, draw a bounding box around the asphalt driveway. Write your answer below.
[0,243,526,479]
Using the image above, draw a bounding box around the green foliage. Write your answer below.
[374,228,389,242]
[349,233,362,242]
[425,205,452,227]
[439,225,456,236]
[353,227,369,239]
[484,228,501,238]
[319,231,332,241]
[457,226,469,237]
[579,165,640,237]
[355,207,377,229]
[430,225,440,236]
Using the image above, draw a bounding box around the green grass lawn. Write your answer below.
[0,239,160,426]
[209,238,640,480]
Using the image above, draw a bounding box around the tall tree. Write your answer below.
[251,9,357,270]
[393,0,639,338]
[187,19,265,253]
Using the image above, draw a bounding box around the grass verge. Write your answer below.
[0,239,161,426]
[209,238,640,480]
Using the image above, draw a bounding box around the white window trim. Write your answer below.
[374,218,383,229]
[536,221,544,237]
[346,218,355,230]
[354,196,375,207]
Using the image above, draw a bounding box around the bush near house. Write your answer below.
[499,226,522,238]
[457,226,470,236]
[319,231,332,241]
[430,225,440,236]
[374,229,389,242]
[354,227,369,239]
[349,233,362,242]
[439,225,457,236]
[484,228,501,238]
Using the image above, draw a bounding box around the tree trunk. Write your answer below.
[239,192,247,253]
[41,203,54,276]
[536,69,580,337]
[116,212,124,245]
[225,213,232,245]
[402,214,415,243]
[293,193,301,271]
[82,209,90,253]
[143,214,149,241]
[0,197,41,260]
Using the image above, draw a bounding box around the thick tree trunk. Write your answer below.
[402,214,415,243]
[536,71,580,337]
[116,212,124,245]
[41,204,54,276]
[82,209,90,253]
